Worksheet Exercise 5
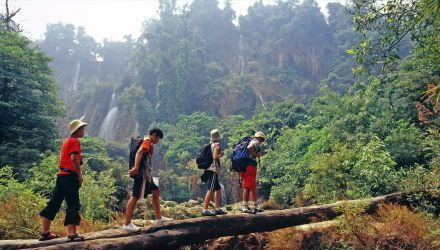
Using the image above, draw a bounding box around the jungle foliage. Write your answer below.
[0,0,439,242]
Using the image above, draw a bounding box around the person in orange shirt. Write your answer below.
[122,128,172,231]
[38,119,87,241]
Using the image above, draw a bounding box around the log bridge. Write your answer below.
[0,190,437,250]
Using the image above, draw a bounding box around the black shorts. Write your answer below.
[201,170,221,191]
[132,177,159,198]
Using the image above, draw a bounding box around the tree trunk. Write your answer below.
[1,190,437,250]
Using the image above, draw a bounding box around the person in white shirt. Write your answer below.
[201,129,227,216]
[240,131,266,213]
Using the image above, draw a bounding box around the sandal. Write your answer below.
[67,233,85,242]
[38,232,60,241]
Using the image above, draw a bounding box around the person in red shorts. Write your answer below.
[39,119,87,241]
[240,131,266,213]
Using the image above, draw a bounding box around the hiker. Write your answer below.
[122,128,172,231]
[240,131,266,213]
[201,129,227,216]
[38,119,87,241]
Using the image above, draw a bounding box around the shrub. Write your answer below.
[0,167,46,239]
[0,166,115,239]
[80,170,117,220]
[265,204,439,250]
[323,205,439,249]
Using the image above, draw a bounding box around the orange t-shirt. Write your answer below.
[141,138,153,155]
[58,137,82,175]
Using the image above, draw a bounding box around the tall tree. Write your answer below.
[0,24,64,172]
[0,0,20,31]
[349,0,438,72]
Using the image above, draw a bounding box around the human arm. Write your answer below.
[247,144,262,158]
[71,152,83,186]
[212,142,224,160]
[129,147,144,177]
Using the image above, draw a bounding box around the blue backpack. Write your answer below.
[230,136,252,172]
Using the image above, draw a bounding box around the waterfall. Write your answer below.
[239,34,245,76]
[99,93,119,141]
[258,93,265,107]
[220,183,227,207]
[239,56,245,76]
[80,112,86,121]
[71,61,81,91]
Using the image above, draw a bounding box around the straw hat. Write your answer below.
[253,131,266,140]
[210,129,222,142]
[69,119,87,135]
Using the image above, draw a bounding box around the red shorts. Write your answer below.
[239,165,257,191]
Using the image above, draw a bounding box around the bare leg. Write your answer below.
[151,189,161,219]
[250,190,256,203]
[214,190,221,209]
[40,216,51,234]
[67,224,76,235]
[242,189,250,203]
[204,190,213,209]
[124,196,140,225]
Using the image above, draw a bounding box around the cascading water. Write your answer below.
[258,94,265,107]
[70,61,81,91]
[99,93,118,141]
[239,56,245,76]
[239,35,245,76]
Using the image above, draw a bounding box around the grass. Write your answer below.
[265,204,440,250]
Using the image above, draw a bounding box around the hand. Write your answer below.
[129,167,139,177]
[78,174,83,187]
[218,151,224,157]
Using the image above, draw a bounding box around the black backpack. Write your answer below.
[129,137,147,178]
[196,143,213,169]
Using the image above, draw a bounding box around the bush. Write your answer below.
[0,167,46,239]
[0,166,114,239]
[26,154,58,197]
[323,205,440,249]
[265,205,440,250]
[80,170,117,220]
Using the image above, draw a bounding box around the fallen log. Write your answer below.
[0,228,139,250]
[1,190,437,250]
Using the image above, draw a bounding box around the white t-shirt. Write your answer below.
[207,142,221,174]
[249,139,261,159]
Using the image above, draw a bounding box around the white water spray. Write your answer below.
[99,93,119,140]
[71,61,81,91]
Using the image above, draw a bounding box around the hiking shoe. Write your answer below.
[202,210,216,216]
[122,223,140,231]
[253,207,264,213]
[215,209,227,215]
[241,207,254,214]
[155,216,173,223]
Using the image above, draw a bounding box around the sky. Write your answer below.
[6,0,345,42]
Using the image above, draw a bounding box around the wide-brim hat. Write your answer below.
[253,131,266,140]
[210,129,223,142]
[69,119,87,135]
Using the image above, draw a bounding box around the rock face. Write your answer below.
[219,86,257,118]
[68,90,136,142]
[64,83,260,142]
